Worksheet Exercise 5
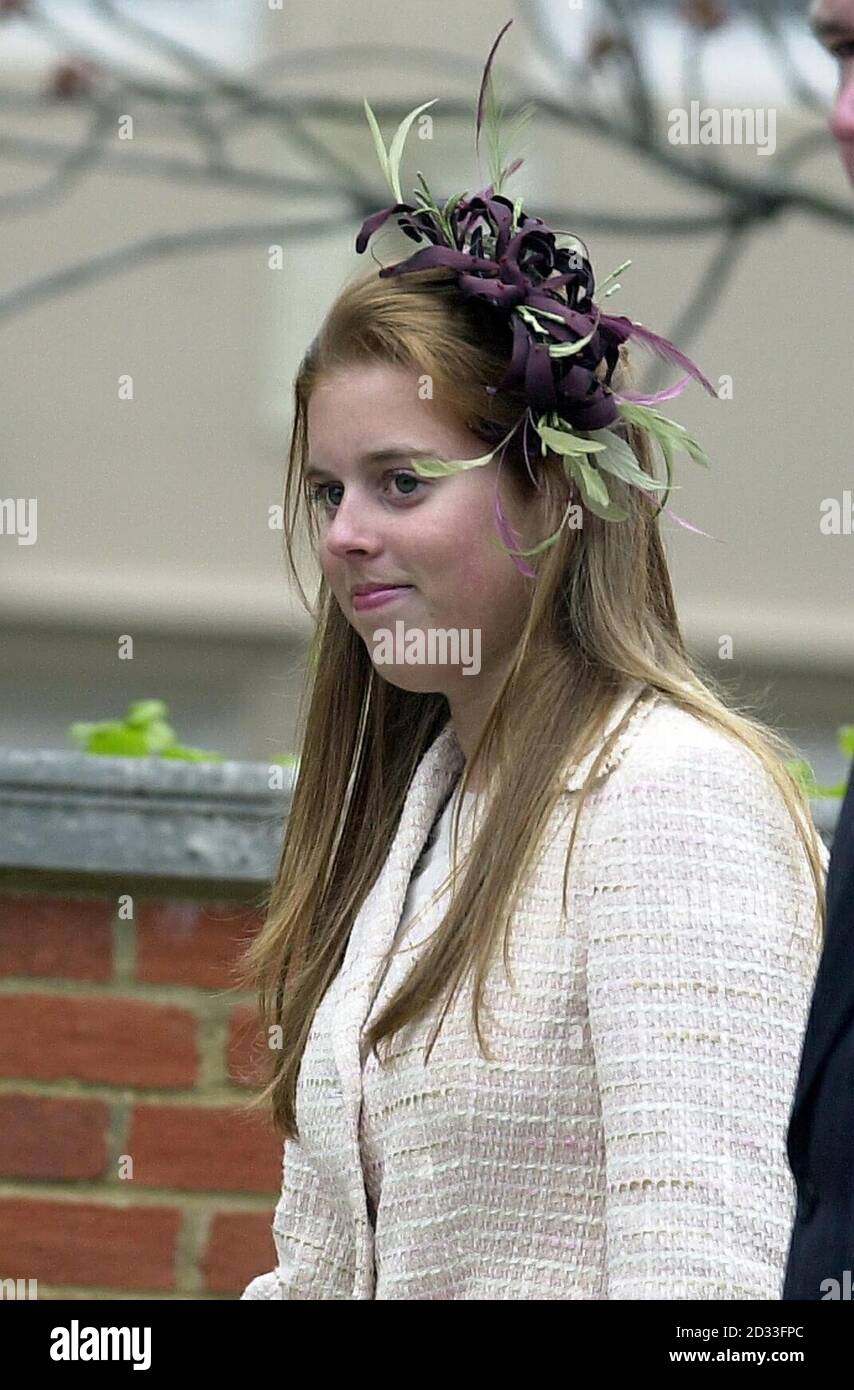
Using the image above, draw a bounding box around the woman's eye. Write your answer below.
[308,471,422,510]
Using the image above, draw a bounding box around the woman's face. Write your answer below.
[305,362,546,708]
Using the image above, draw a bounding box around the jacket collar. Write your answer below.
[440,677,656,793]
[560,679,655,791]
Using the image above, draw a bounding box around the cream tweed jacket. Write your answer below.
[242,681,825,1300]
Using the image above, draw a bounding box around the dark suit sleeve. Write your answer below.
[826,767,854,927]
[784,763,854,1299]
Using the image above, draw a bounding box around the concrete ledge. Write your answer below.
[0,750,293,886]
[0,751,840,893]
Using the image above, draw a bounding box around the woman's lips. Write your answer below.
[352,585,414,612]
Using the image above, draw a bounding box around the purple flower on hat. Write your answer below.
[357,179,715,433]
[351,17,719,558]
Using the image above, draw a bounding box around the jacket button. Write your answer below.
[797,1179,818,1222]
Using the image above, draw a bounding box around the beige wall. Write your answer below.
[0,0,851,769]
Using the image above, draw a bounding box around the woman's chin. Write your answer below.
[370,663,447,696]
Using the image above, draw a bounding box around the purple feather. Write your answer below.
[602,316,717,398]
[494,477,537,578]
[663,507,720,540]
[614,374,692,405]
[476,19,514,163]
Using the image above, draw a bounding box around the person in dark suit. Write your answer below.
[783,1,854,1299]
[784,774,854,1297]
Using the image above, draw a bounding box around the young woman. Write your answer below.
[237,24,827,1300]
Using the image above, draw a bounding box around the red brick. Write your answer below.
[0,1198,181,1291]
[0,894,113,981]
[0,995,197,1087]
[226,1003,270,1089]
[127,1103,281,1193]
[202,1210,277,1294]
[136,899,265,990]
[0,1094,109,1180]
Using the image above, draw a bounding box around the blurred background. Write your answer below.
[0,0,851,780]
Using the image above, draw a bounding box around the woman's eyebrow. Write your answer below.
[304,447,445,480]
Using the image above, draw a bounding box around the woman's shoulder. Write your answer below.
[559,686,814,851]
[586,689,826,872]
[596,687,786,794]
[559,685,764,801]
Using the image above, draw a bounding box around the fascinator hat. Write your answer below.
[355,18,716,577]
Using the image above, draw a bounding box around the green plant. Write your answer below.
[68,699,298,766]
[786,724,854,799]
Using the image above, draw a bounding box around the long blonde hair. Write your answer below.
[234,266,826,1141]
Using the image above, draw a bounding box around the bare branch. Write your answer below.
[640,217,753,394]
[0,216,353,323]
[87,0,378,201]
[0,132,347,203]
[0,0,848,339]
[0,96,116,217]
[599,0,656,143]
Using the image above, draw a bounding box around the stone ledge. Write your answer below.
[0,750,841,889]
[0,750,293,885]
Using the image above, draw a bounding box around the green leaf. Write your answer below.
[409,447,499,477]
[598,258,632,294]
[86,727,153,756]
[386,98,438,204]
[680,434,710,468]
[618,402,708,487]
[537,423,607,456]
[414,169,438,207]
[145,721,179,752]
[785,756,847,799]
[362,99,392,196]
[505,496,583,557]
[584,429,669,491]
[126,699,169,727]
[618,402,688,440]
[548,322,600,358]
[68,721,96,746]
[67,700,221,761]
[516,303,566,331]
[814,782,849,798]
[570,457,629,522]
[160,745,226,762]
[786,757,815,787]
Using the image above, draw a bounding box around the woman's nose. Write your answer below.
[323,496,380,554]
[831,73,854,142]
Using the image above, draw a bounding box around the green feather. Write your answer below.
[363,97,438,204]
[569,457,629,522]
[583,429,670,491]
[537,422,608,456]
[409,446,499,478]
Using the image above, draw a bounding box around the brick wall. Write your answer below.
[0,891,281,1299]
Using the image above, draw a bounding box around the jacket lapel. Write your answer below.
[329,681,654,1295]
[329,718,465,1296]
